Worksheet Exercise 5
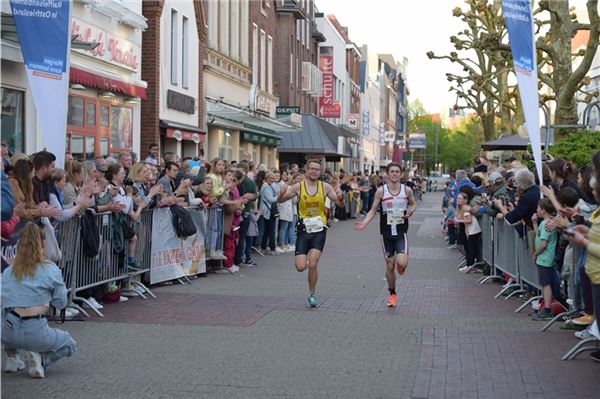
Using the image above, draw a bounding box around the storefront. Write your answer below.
[0,1,147,159]
[206,98,291,166]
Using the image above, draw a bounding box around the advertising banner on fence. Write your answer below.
[150,208,206,284]
[501,0,543,186]
[319,46,340,118]
[9,0,71,167]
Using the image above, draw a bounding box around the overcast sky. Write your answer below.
[315,0,464,115]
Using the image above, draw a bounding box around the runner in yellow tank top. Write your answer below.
[278,159,345,307]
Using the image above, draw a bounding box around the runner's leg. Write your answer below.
[307,248,322,293]
[295,254,308,272]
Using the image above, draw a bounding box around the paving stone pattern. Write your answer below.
[2,192,599,399]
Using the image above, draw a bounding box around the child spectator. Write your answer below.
[531,198,558,321]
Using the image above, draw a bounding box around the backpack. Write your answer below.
[80,210,100,258]
[171,205,197,238]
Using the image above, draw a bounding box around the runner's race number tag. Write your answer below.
[304,216,324,233]
[387,209,404,225]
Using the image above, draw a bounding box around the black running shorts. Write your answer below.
[295,230,327,255]
[380,233,408,259]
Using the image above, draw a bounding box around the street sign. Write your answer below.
[408,133,427,149]
[346,113,359,129]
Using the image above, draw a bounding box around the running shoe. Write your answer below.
[387,294,397,307]
[308,295,318,308]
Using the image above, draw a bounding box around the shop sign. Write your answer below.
[346,114,359,130]
[71,18,140,72]
[384,131,395,142]
[319,46,340,118]
[362,110,370,136]
[256,93,276,115]
[243,132,280,147]
[276,106,300,115]
[166,128,205,142]
[167,90,195,114]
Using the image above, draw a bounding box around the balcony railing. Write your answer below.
[275,0,307,19]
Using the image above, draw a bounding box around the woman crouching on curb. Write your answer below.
[2,222,77,378]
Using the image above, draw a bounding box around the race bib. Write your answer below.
[387,209,404,225]
[304,216,324,233]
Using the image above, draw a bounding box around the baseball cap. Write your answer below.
[488,171,503,182]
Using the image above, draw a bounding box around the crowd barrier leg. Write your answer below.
[129,280,157,299]
[478,274,504,284]
[515,294,542,313]
[561,337,600,360]
[540,309,582,332]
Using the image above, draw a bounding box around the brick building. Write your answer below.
[140,0,207,162]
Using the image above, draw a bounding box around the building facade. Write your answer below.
[1,0,147,159]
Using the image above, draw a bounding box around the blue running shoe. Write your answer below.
[308,295,318,308]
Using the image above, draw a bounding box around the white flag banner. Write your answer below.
[9,0,71,167]
[502,0,543,186]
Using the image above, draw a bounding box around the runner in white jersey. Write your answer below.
[354,163,417,307]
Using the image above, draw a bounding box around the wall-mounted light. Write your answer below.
[125,96,141,104]
[100,91,116,99]
[70,83,86,90]
[225,131,231,137]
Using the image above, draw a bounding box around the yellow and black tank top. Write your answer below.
[298,181,327,225]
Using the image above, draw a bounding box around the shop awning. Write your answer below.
[278,114,350,157]
[69,65,147,100]
[159,120,206,143]
[207,99,301,137]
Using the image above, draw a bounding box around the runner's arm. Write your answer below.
[324,182,345,208]
[278,182,299,203]
[354,187,383,230]
[405,186,417,218]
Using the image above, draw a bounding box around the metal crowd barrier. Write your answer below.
[477,215,504,285]
[127,209,156,298]
[204,205,228,273]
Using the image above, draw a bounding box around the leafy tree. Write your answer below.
[548,129,600,167]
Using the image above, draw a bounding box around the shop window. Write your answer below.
[253,148,258,164]
[86,103,96,126]
[218,130,233,161]
[100,138,109,157]
[67,96,84,127]
[70,135,84,159]
[111,106,133,150]
[85,136,95,160]
[100,105,110,127]
[1,87,24,154]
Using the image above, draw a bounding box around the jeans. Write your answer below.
[466,232,481,266]
[2,312,77,369]
[278,220,291,246]
[234,213,250,265]
[447,223,457,245]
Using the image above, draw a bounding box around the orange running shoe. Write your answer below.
[387,294,397,307]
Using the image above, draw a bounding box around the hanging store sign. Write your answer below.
[319,46,340,118]
[346,113,359,130]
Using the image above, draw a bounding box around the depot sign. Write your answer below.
[71,18,140,72]
[319,47,340,118]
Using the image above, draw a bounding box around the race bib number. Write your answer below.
[387,209,404,225]
[304,216,324,233]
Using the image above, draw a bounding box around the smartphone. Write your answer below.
[563,224,576,237]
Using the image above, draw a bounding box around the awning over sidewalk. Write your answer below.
[69,65,147,100]
[278,114,350,157]
[206,100,299,138]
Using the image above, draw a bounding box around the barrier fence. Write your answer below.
[476,214,599,360]
[48,205,222,316]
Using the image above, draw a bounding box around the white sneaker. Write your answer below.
[119,296,129,303]
[4,355,25,373]
[274,247,285,254]
[225,265,239,273]
[575,328,592,340]
[84,297,103,310]
[284,245,295,253]
[21,351,44,379]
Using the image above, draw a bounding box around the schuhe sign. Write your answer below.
[319,47,340,118]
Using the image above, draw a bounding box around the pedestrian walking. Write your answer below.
[354,163,417,307]
[277,159,345,307]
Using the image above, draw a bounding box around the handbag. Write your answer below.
[41,217,62,262]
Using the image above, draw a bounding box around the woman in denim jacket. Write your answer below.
[2,222,77,378]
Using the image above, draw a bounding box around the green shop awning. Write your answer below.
[242,132,281,146]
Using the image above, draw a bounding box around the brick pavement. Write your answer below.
[3,192,599,399]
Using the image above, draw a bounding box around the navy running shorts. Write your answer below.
[381,233,408,259]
